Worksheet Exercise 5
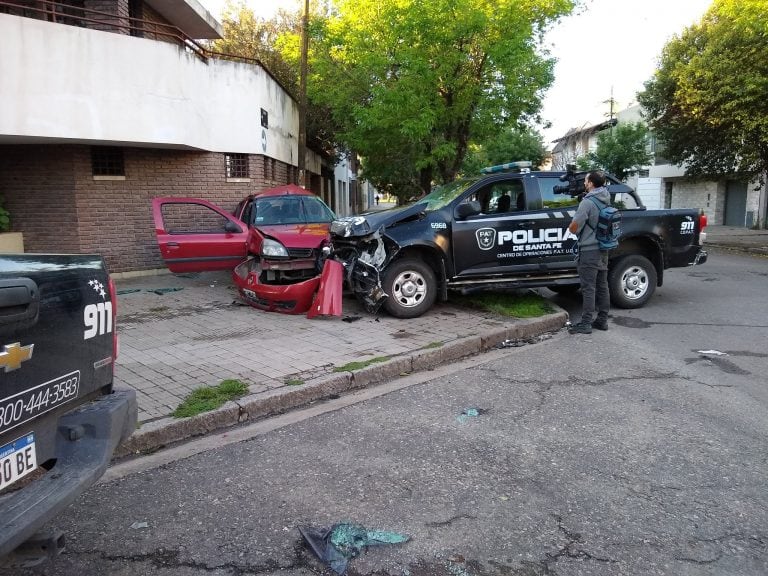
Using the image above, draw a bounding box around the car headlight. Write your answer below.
[261,238,289,258]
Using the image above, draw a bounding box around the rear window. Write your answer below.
[538,177,579,209]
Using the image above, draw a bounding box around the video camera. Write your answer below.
[552,164,588,199]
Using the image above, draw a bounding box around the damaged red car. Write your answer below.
[152,185,336,314]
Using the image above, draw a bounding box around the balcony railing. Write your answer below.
[0,0,261,67]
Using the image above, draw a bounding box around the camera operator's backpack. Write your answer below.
[587,197,621,250]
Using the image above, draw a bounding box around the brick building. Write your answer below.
[0,0,339,273]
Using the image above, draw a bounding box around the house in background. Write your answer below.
[550,119,617,171]
[0,0,338,273]
[550,105,766,228]
[617,105,766,228]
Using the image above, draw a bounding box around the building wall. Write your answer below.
[0,144,295,273]
[0,13,298,164]
[0,145,81,254]
[672,179,722,224]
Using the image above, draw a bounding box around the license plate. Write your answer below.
[0,371,80,436]
[0,433,37,491]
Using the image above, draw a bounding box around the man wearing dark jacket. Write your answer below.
[567,171,611,334]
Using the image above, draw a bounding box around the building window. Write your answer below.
[225,153,249,179]
[91,146,125,178]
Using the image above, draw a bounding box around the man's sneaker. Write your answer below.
[568,322,592,335]
[592,319,609,331]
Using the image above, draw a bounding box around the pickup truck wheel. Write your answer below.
[609,255,657,308]
[382,258,437,318]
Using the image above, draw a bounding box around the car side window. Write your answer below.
[161,202,233,234]
[460,179,525,216]
[539,177,579,209]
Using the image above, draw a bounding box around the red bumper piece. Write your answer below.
[306,259,344,318]
[233,259,320,314]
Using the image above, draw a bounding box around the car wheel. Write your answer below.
[609,254,657,308]
[382,258,437,318]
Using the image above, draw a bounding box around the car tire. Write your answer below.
[382,258,437,319]
[609,254,657,308]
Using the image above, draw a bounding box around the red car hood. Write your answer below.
[252,223,330,249]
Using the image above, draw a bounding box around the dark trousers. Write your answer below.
[577,249,609,324]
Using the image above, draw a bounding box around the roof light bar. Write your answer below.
[480,161,532,174]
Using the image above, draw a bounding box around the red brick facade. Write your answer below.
[0,145,294,273]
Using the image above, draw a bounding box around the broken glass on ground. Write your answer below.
[299,522,409,574]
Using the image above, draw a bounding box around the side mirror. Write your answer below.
[224,220,242,233]
[456,200,481,220]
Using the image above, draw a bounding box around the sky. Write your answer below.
[197,0,713,145]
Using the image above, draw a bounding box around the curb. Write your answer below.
[114,310,568,458]
[706,243,768,256]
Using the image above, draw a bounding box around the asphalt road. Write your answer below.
[6,249,768,576]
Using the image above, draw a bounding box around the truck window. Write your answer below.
[538,177,579,209]
[464,179,525,214]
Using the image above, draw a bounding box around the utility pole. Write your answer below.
[297,0,309,189]
[603,86,617,131]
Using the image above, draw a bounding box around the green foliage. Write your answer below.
[460,128,548,176]
[333,356,390,372]
[303,0,576,201]
[583,122,653,181]
[172,379,249,418]
[637,0,768,185]
[451,291,554,318]
[0,196,9,233]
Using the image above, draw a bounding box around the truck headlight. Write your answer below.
[261,238,289,258]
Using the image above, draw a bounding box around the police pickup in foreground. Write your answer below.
[0,255,137,567]
[330,163,708,318]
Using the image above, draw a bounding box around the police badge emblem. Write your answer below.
[476,228,496,251]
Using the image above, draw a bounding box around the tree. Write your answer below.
[300,0,575,200]
[461,128,548,176]
[637,0,768,192]
[577,122,653,181]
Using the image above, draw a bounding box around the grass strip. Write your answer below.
[172,379,249,418]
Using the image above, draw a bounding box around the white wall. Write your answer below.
[0,14,298,165]
[636,177,662,210]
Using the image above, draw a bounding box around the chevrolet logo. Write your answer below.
[0,342,34,373]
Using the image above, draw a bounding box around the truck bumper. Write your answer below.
[0,388,137,560]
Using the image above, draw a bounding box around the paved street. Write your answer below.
[5,248,766,575]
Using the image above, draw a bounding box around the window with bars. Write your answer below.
[91,146,125,177]
[226,153,249,179]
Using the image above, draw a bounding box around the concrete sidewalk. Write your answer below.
[110,224,763,457]
[704,225,768,256]
[112,271,567,457]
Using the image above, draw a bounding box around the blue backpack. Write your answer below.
[587,196,621,250]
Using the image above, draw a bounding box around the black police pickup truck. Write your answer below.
[0,254,137,567]
[330,163,708,318]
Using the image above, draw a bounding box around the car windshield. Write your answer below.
[253,196,335,226]
[417,177,481,211]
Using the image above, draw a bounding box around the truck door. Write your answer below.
[152,198,248,273]
[527,175,580,269]
[451,177,541,277]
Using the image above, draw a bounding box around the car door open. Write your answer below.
[152,197,248,273]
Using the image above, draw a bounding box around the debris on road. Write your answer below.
[299,522,409,574]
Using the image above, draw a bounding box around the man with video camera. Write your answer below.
[566,170,611,334]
